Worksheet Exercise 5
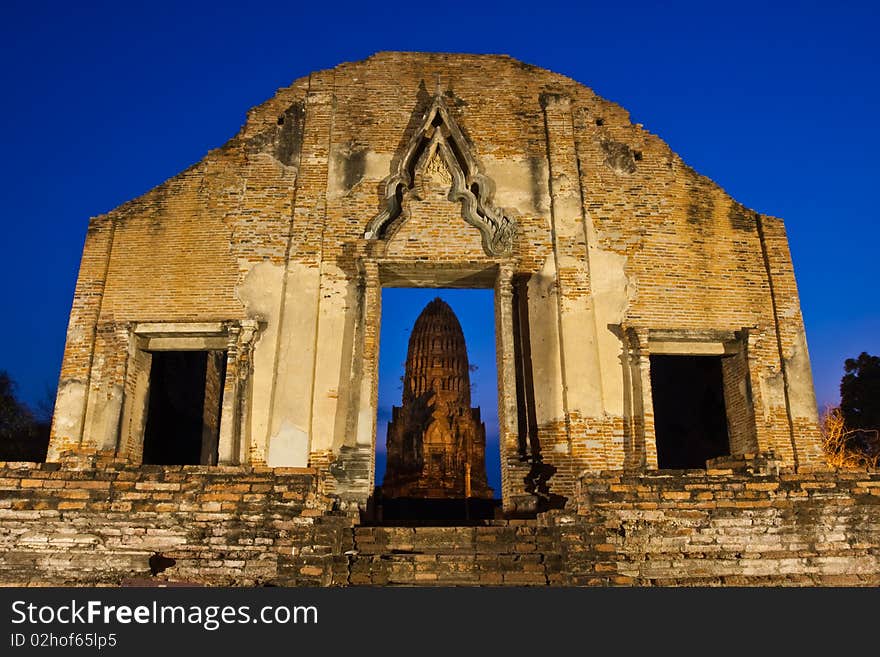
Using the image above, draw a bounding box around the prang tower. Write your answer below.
[382,299,493,499]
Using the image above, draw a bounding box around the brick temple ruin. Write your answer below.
[1,52,878,586]
[381,298,493,501]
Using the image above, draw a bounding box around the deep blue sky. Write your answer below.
[1,1,877,423]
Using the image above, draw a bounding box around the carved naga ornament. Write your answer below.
[365,92,517,257]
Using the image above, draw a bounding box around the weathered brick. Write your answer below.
[7,54,872,589]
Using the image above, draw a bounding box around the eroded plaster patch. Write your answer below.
[528,257,565,424]
[482,156,544,216]
[267,420,310,467]
[785,329,820,418]
[590,247,634,325]
[760,369,787,422]
[592,245,635,416]
[52,380,86,436]
[236,261,283,320]
[236,261,287,462]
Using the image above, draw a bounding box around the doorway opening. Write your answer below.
[372,287,501,523]
[650,355,730,469]
[141,351,226,465]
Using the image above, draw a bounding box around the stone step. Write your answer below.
[347,550,563,586]
[345,523,563,585]
[353,524,556,556]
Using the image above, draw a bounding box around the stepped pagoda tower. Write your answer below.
[382,298,493,499]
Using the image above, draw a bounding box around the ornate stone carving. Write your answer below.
[423,149,453,186]
[365,92,517,257]
[234,320,259,381]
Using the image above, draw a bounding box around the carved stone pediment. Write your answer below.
[365,92,517,257]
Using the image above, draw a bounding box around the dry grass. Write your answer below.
[821,406,880,468]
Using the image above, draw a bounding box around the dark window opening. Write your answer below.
[650,355,730,469]
[142,351,226,466]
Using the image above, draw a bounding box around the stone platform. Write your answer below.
[1,461,878,586]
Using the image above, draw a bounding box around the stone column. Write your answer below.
[309,264,358,456]
[495,264,524,508]
[217,325,241,464]
[356,262,381,480]
[624,327,657,470]
[217,320,258,465]
[265,75,335,468]
[721,329,759,456]
[116,337,152,463]
[744,327,782,460]
[324,259,380,501]
[237,320,258,464]
[541,93,607,474]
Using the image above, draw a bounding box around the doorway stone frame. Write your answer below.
[116,320,260,465]
[620,325,759,471]
[344,255,528,511]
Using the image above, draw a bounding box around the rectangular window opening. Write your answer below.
[650,354,730,469]
[142,350,226,466]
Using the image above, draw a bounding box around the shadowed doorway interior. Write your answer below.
[141,350,226,466]
[650,355,730,469]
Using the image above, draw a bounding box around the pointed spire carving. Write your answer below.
[365,92,517,257]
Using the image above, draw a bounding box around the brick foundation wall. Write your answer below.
[555,467,880,586]
[2,461,879,586]
[0,461,351,586]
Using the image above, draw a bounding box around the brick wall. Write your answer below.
[722,348,758,455]
[555,467,880,585]
[2,461,878,586]
[49,52,823,503]
[201,350,225,464]
[0,461,350,586]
